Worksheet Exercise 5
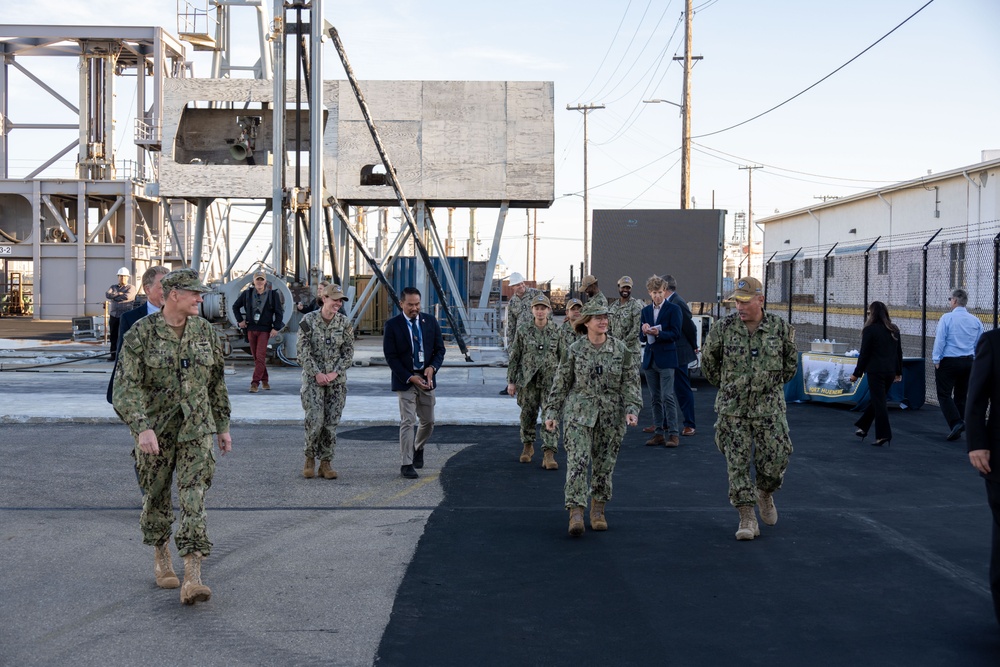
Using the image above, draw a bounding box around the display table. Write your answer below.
[784,352,925,410]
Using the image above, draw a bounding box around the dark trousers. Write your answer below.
[855,372,895,440]
[674,365,696,428]
[935,356,974,427]
[986,478,1000,628]
[109,316,121,357]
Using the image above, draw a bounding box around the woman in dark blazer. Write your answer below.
[849,301,903,446]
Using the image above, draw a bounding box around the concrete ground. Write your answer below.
[1,336,998,666]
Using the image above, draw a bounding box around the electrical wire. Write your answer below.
[691,141,901,184]
[598,1,677,104]
[693,0,937,139]
[574,0,634,101]
[588,0,655,102]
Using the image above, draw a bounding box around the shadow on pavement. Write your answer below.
[376,387,1000,666]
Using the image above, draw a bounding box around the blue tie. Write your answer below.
[409,318,421,369]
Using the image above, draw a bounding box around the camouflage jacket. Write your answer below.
[113,312,231,440]
[507,319,563,388]
[608,297,644,348]
[700,311,797,418]
[505,287,542,348]
[297,310,355,386]
[543,336,642,428]
[558,319,584,362]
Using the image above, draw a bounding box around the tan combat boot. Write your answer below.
[590,500,608,531]
[180,551,212,605]
[735,506,760,541]
[519,443,535,463]
[303,456,316,478]
[568,507,585,537]
[154,543,180,589]
[318,460,338,479]
[542,450,559,470]
[757,489,778,526]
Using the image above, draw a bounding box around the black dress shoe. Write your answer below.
[946,421,965,441]
[413,448,424,469]
[400,464,419,479]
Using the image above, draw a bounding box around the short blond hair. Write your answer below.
[646,275,666,292]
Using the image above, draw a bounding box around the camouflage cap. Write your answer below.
[161,268,212,293]
[617,275,633,287]
[323,283,348,301]
[579,299,609,318]
[579,274,598,290]
[566,298,583,310]
[729,276,763,302]
[530,293,551,309]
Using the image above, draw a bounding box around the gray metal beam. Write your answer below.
[478,202,508,309]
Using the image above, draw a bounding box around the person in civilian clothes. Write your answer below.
[965,327,1000,627]
[383,287,446,479]
[233,270,286,393]
[106,267,137,362]
[933,288,983,441]
[107,265,170,404]
[665,274,699,436]
[849,301,903,447]
[640,275,683,447]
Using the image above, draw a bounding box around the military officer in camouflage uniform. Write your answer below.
[700,276,797,541]
[297,284,355,480]
[504,272,542,352]
[608,275,643,373]
[578,274,608,309]
[507,294,564,470]
[112,269,232,605]
[559,298,584,359]
[544,300,641,536]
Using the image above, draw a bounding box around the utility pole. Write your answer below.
[647,0,701,210]
[525,208,531,281]
[567,103,604,276]
[740,165,762,278]
[532,209,539,284]
[677,0,694,209]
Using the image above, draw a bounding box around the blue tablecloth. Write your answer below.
[784,352,925,410]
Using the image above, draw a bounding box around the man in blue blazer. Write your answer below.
[383,286,447,479]
[106,266,170,404]
[665,274,699,436]
[640,275,683,447]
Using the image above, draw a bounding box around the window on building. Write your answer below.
[877,250,889,275]
[825,256,835,278]
[949,243,966,288]
[803,258,812,279]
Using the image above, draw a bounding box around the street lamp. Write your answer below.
[644,98,690,209]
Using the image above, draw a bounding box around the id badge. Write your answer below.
[253,312,260,322]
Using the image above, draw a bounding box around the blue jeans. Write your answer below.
[644,361,678,437]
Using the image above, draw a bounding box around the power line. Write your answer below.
[588,0,656,102]
[690,141,901,183]
[693,0,937,139]
[574,1,634,101]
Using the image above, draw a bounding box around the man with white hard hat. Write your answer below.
[106,266,137,362]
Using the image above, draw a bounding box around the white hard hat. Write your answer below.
[508,272,526,286]
[117,267,130,277]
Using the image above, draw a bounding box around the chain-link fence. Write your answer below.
[763,220,1000,405]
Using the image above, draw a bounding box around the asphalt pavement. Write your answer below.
[1,337,998,666]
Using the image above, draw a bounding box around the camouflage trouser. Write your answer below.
[563,415,626,508]
[301,381,347,461]
[715,414,793,507]
[133,418,216,557]
[516,377,558,452]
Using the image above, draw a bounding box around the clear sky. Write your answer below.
[4,0,999,287]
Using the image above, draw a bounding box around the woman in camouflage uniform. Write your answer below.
[297,284,355,479]
[558,298,584,359]
[507,294,563,470]
[544,300,641,536]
